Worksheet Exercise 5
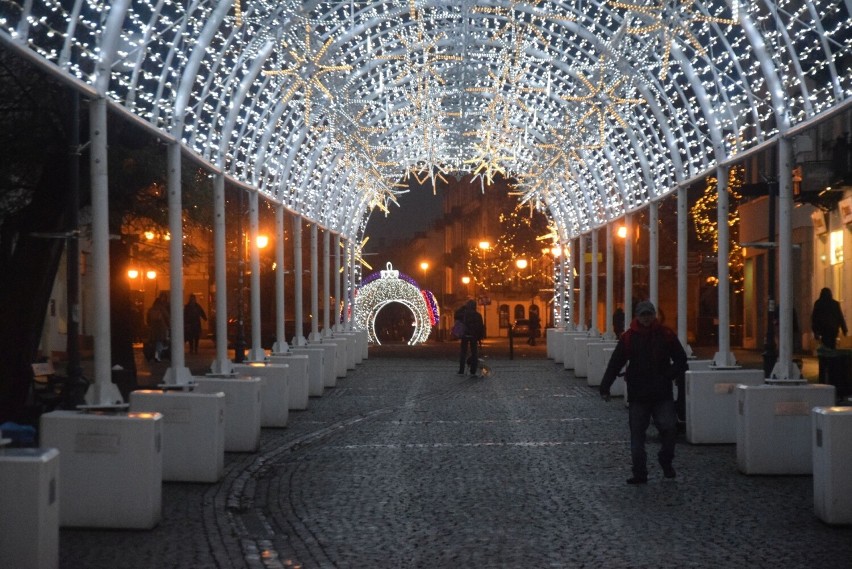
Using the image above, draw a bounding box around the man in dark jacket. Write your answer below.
[811,287,847,349]
[600,301,688,484]
[455,300,485,377]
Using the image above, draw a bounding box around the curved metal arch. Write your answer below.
[0,0,849,242]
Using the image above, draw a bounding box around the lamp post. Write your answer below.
[234,190,247,363]
[478,241,491,337]
[515,258,528,292]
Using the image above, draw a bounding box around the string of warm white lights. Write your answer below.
[0,1,848,241]
[354,264,433,345]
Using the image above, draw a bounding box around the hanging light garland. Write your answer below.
[355,263,435,344]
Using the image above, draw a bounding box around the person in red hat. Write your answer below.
[600,301,688,484]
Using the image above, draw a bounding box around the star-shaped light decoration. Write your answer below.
[374,5,464,182]
[609,0,740,79]
[376,2,463,88]
[464,129,517,187]
[405,164,451,195]
[562,55,646,146]
[353,236,373,271]
[474,0,582,52]
[263,23,353,129]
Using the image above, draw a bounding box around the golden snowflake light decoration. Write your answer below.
[610,0,740,79]
[263,23,353,129]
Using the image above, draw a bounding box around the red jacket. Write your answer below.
[600,318,688,402]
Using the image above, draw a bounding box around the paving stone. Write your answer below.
[60,344,852,568]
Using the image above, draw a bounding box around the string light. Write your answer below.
[3,0,847,241]
[354,263,433,345]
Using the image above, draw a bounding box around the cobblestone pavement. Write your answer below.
[62,341,851,568]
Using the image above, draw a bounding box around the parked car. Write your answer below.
[513,319,530,336]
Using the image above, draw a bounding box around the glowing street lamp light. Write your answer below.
[256,234,269,249]
[478,241,491,250]
[516,258,528,269]
[616,225,628,239]
[127,269,139,280]
[420,261,429,272]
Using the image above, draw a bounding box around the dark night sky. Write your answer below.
[363,180,445,244]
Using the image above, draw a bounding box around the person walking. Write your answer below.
[528,312,541,345]
[599,301,688,484]
[811,287,847,349]
[183,293,208,355]
[146,292,170,362]
[455,300,485,377]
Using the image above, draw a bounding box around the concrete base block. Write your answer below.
[360,329,370,359]
[40,411,163,529]
[194,375,262,452]
[289,347,326,396]
[685,369,765,444]
[266,355,310,409]
[232,363,290,427]
[326,337,354,371]
[307,343,339,387]
[813,407,852,525]
[0,448,59,569]
[129,390,225,482]
[736,384,836,474]
[336,333,362,365]
[587,341,618,387]
[547,328,564,362]
[315,339,347,379]
[687,359,715,371]
[572,336,598,378]
[562,332,587,370]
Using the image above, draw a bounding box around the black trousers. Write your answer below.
[459,337,479,374]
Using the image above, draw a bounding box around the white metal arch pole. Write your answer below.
[649,200,659,310]
[272,204,288,353]
[211,173,232,373]
[334,234,342,332]
[577,235,586,331]
[677,187,692,355]
[604,223,615,339]
[247,192,265,361]
[323,229,332,336]
[624,214,633,322]
[348,242,357,331]
[85,98,122,405]
[557,246,566,328]
[309,223,321,341]
[341,239,350,330]
[773,137,800,379]
[292,214,306,346]
[590,229,600,335]
[163,142,191,384]
[566,241,575,330]
[714,166,736,367]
